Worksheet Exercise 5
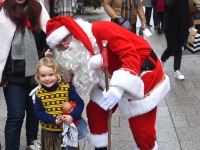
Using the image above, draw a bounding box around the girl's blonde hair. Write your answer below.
[35,57,65,85]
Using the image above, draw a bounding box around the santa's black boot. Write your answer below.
[95,147,107,150]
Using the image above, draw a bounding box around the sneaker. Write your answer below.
[174,70,185,80]
[161,61,165,67]
[159,57,165,67]
[26,140,41,150]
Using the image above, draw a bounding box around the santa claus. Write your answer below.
[45,16,170,150]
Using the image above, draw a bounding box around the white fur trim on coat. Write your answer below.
[135,141,158,150]
[110,70,144,99]
[118,75,170,119]
[46,26,70,48]
[0,1,49,82]
[87,132,108,147]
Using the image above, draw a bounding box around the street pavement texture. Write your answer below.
[1,7,200,150]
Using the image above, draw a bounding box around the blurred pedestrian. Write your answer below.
[142,0,153,27]
[151,0,159,30]
[103,0,146,33]
[156,0,165,34]
[0,0,51,149]
[51,0,75,17]
[161,0,193,80]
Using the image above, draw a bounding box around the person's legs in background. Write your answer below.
[145,7,153,27]
[3,83,26,150]
[26,84,40,149]
[152,3,158,30]
[157,12,165,34]
[173,42,185,80]
[132,23,137,34]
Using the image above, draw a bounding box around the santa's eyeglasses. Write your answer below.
[56,34,72,49]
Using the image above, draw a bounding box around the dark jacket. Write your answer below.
[1,30,49,85]
[163,0,193,51]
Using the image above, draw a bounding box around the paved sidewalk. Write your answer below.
[1,7,200,150]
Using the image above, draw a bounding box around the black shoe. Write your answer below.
[158,27,162,34]
[95,147,107,150]
[146,24,152,27]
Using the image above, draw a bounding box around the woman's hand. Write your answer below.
[1,81,8,88]
[62,115,73,125]
[44,49,53,57]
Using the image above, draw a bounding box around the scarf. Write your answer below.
[121,0,138,19]
[11,27,39,77]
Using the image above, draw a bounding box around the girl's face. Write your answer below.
[38,65,58,88]
[15,0,26,5]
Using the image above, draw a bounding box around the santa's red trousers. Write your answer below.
[87,101,157,150]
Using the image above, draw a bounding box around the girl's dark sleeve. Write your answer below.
[34,94,56,124]
[68,85,84,121]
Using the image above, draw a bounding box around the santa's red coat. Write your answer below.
[88,21,170,119]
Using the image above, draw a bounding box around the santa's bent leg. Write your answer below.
[129,107,158,150]
[86,100,118,150]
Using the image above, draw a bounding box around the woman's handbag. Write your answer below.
[187,27,197,45]
[186,33,200,53]
[113,17,135,33]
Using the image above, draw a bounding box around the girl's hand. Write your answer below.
[62,115,73,125]
[55,116,63,125]
[44,49,53,57]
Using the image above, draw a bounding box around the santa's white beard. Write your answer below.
[54,37,99,95]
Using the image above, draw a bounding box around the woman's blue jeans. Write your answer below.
[3,83,39,150]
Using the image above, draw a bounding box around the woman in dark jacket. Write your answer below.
[161,0,193,80]
[0,0,51,149]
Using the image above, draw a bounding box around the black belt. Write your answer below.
[141,50,157,73]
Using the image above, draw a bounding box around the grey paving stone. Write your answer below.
[182,81,196,89]
[166,96,200,106]
[156,127,179,143]
[156,116,174,129]
[176,127,200,142]
[171,116,189,128]
[186,115,200,127]
[169,106,198,116]
[157,142,181,150]
[157,106,170,117]
[180,140,200,150]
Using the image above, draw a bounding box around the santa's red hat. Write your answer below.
[46,16,94,55]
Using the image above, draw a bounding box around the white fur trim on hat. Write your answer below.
[46,26,70,48]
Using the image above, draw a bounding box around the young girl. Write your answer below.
[34,57,88,150]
